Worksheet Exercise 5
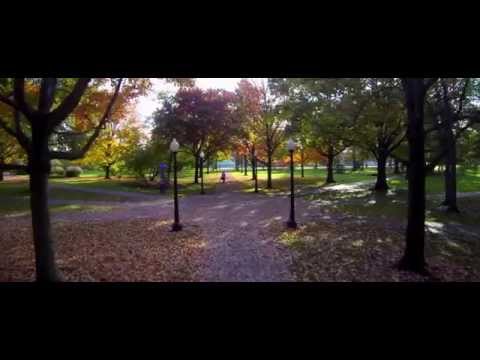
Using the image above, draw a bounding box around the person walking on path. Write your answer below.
[220,171,226,183]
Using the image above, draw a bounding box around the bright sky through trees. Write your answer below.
[136,78,266,121]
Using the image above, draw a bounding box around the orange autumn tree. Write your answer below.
[71,85,146,179]
[76,115,144,179]
[280,147,326,167]
[233,79,263,177]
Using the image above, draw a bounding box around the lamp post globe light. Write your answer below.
[286,138,297,229]
[199,151,205,195]
[170,138,182,232]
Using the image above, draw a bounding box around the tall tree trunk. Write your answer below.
[326,151,335,183]
[267,152,273,189]
[194,155,199,184]
[0,158,4,181]
[374,151,389,191]
[301,148,305,178]
[394,158,400,174]
[442,119,459,212]
[206,158,210,174]
[29,126,59,282]
[244,155,248,176]
[399,80,427,274]
[352,147,360,171]
[235,154,240,171]
[251,148,255,180]
[105,165,111,180]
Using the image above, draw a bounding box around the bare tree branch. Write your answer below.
[47,78,92,133]
[424,78,439,90]
[0,115,17,138]
[50,79,123,160]
[13,78,35,118]
[0,93,18,109]
[0,163,27,171]
[388,132,407,153]
[38,78,58,113]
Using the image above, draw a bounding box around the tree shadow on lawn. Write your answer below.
[289,186,480,281]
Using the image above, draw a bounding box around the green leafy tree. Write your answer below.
[355,78,407,191]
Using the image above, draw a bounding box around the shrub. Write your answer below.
[51,166,65,177]
[65,166,82,177]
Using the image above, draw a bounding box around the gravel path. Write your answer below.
[10,179,480,281]
[47,181,327,282]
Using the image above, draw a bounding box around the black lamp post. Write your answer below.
[170,138,182,232]
[286,138,297,229]
[253,149,258,193]
[200,151,205,195]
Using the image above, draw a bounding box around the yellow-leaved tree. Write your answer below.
[77,115,143,179]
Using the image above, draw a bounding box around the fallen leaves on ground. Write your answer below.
[271,216,480,282]
[0,218,206,282]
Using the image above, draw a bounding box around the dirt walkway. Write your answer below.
[48,180,328,281]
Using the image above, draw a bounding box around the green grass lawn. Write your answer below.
[2,166,480,217]
[236,168,378,195]
[388,168,480,194]
[237,167,480,195]
[0,170,224,215]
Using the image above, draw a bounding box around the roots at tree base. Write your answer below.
[398,255,430,276]
[440,200,460,213]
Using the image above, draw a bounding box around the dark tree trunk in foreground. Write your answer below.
[326,152,335,183]
[374,152,389,191]
[267,152,273,189]
[29,126,59,282]
[244,155,248,176]
[399,79,432,274]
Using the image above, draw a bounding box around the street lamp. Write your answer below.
[286,138,297,229]
[170,138,182,231]
[253,149,258,193]
[199,151,205,195]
